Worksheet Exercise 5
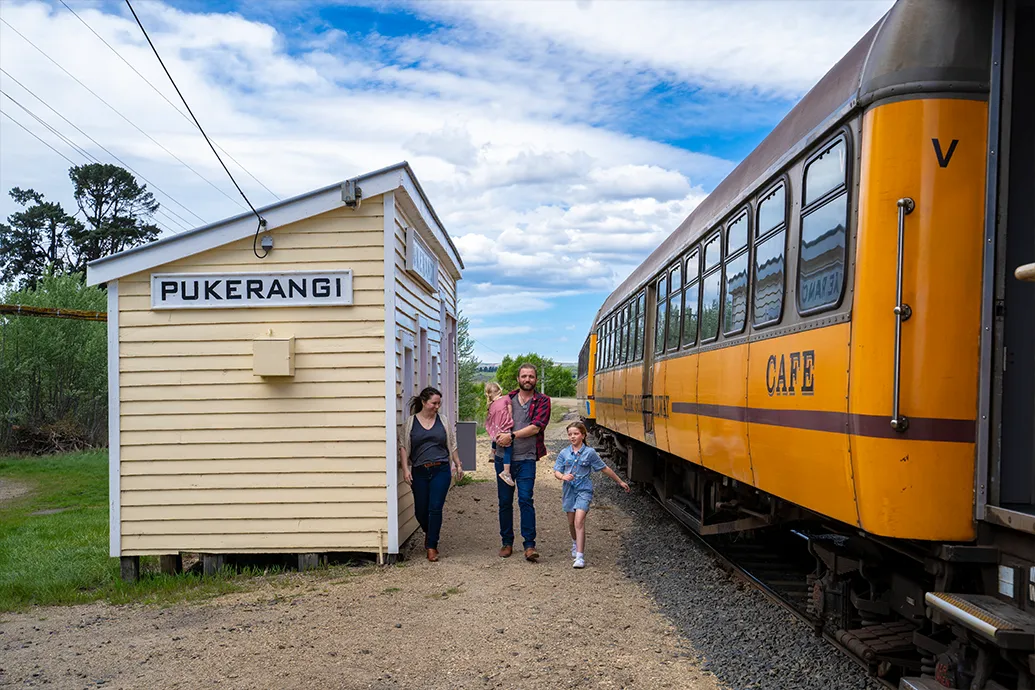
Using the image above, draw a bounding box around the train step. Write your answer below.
[926,592,1035,650]
[900,678,1011,690]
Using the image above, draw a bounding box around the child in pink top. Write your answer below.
[484,382,515,486]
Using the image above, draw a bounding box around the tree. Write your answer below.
[456,312,482,422]
[0,188,83,290]
[66,163,161,271]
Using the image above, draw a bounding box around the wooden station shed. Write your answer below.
[86,163,464,578]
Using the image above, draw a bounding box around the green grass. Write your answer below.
[454,473,488,486]
[0,450,299,611]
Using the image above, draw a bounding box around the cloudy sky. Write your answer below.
[0,0,892,363]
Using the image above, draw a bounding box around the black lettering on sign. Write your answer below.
[204,280,222,300]
[266,279,286,299]
[161,281,178,300]
[313,278,331,298]
[246,280,263,300]
[180,280,199,301]
[226,279,242,300]
[766,350,816,397]
[932,138,959,168]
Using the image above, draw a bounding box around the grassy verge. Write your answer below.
[0,451,355,611]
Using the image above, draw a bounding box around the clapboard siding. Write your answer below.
[117,202,389,555]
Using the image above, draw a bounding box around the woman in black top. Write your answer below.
[399,386,462,561]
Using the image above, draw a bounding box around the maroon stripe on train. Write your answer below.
[668,402,975,444]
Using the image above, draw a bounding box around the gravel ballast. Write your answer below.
[568,434,884,690]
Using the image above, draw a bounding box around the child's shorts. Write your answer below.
[562,484,593,512]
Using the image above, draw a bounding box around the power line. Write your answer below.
[55,0,280,201]
[1,106,181,236]
[124,0,269,259]
[1,70,206,228]
[0,109,76,165]
[0,17,249,211]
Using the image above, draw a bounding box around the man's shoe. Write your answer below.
[524,547,539,562]
[499,545,513,558]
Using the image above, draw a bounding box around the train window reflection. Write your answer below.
[636,293,646,361]
[654,300,667,355]
[704,233,721,270]
[726,212,748,253]
[657,275,668,301]
[757,184,785,237]
[753,229,786,326]
[700,272,721,342]
[805,138,846,206]
[667,292,681,351]
[723,252,749,335]
[682,281,699,348]
[670,265,682,292]
[799,192,847,312]
[686,249,699,283]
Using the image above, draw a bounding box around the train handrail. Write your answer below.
[891,197,915,433]
[1016,263,1035,282]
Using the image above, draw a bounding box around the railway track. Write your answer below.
[646,488,900,690]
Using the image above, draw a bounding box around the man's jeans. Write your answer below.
[496,458,536,549]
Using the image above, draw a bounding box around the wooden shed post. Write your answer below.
[120,556,140,583]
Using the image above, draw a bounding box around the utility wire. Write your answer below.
[1,70,205,228]
[56,0,280,201]
[123,0,270,259]
[0,17,248,211]
[2,102,184,235]
[0,109,76,165]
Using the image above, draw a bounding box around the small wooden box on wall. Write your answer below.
[253,336,295,377]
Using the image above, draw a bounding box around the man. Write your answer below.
[493,363,551,561]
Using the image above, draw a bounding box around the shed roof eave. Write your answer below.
[85,162,463,286]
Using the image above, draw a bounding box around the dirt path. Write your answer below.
[0,478,30,505]
[0,415,721,690]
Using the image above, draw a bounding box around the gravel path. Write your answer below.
[0,424,720,690]
[583,446,885,690]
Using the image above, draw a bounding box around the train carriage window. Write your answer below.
[754,182,787,327]
[799,135,849,314]
[667,265,682,351]
[723,210,750,336]
[682,249,700,348]
[629,299,638,362]
[700,272,721,342]
[624,303,633,364]
[654,275,668,355]
[617,309,625,366]
[604,318,611,370]
[635,292,646,361]
[704,233,721,271]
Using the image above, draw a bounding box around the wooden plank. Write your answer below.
[122,532,385,551]
[118,321,384,342]
[120,457,386,475]
[121,486,388,506]
[119,380,384,402]
[119,366,386,388]
[120,440,386,461]
[120,396,384,416]
[120,472,387,491]
[122,517,388,535]
[119,337,384,358]
[119,351,384,373]
[120,411,387,432]
[160,246,386,268]
[119,304,385,328]
[121,425,386,446]
[122,502,387,521]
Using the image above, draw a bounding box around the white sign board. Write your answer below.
[151,270,353,310]
[406,230,439,292]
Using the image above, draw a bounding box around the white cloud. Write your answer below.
[469,324,535,337]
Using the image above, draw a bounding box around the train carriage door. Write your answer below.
[992,0,1035,512]
[643,278,663,445]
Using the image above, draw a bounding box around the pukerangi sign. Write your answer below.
[151,270,354,310]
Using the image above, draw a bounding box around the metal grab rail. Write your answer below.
[891,197,914,432]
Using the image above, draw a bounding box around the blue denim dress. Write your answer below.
[553,445,606,512]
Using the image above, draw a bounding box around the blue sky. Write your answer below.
[0,0,893,363]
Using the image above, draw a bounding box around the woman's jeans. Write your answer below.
[411,462,451,549]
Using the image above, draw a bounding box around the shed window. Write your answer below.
[754,182,787,327]
[799,136,849,314]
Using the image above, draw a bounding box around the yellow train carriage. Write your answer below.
[588,1,1035,684]
[576,333,596,421]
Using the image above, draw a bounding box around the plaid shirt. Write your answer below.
[508,389,551,460]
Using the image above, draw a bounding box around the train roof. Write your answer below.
[596,0,991,321]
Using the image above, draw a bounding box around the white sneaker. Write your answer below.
[571,542,578,558]
[573,554,585,569]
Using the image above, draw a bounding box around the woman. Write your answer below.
[399,386,463,561]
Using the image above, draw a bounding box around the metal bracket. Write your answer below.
[342,179,363,207]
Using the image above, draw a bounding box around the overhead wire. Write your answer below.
[0,70,206,228]
[0,109,76,165]
[55,0,280,202]
[0,17,249,212]
[123,0,270,259]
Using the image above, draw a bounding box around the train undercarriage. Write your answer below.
[589,424,1035,690]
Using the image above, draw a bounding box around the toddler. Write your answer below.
[484,382,515,486]
[553,421,629,568]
